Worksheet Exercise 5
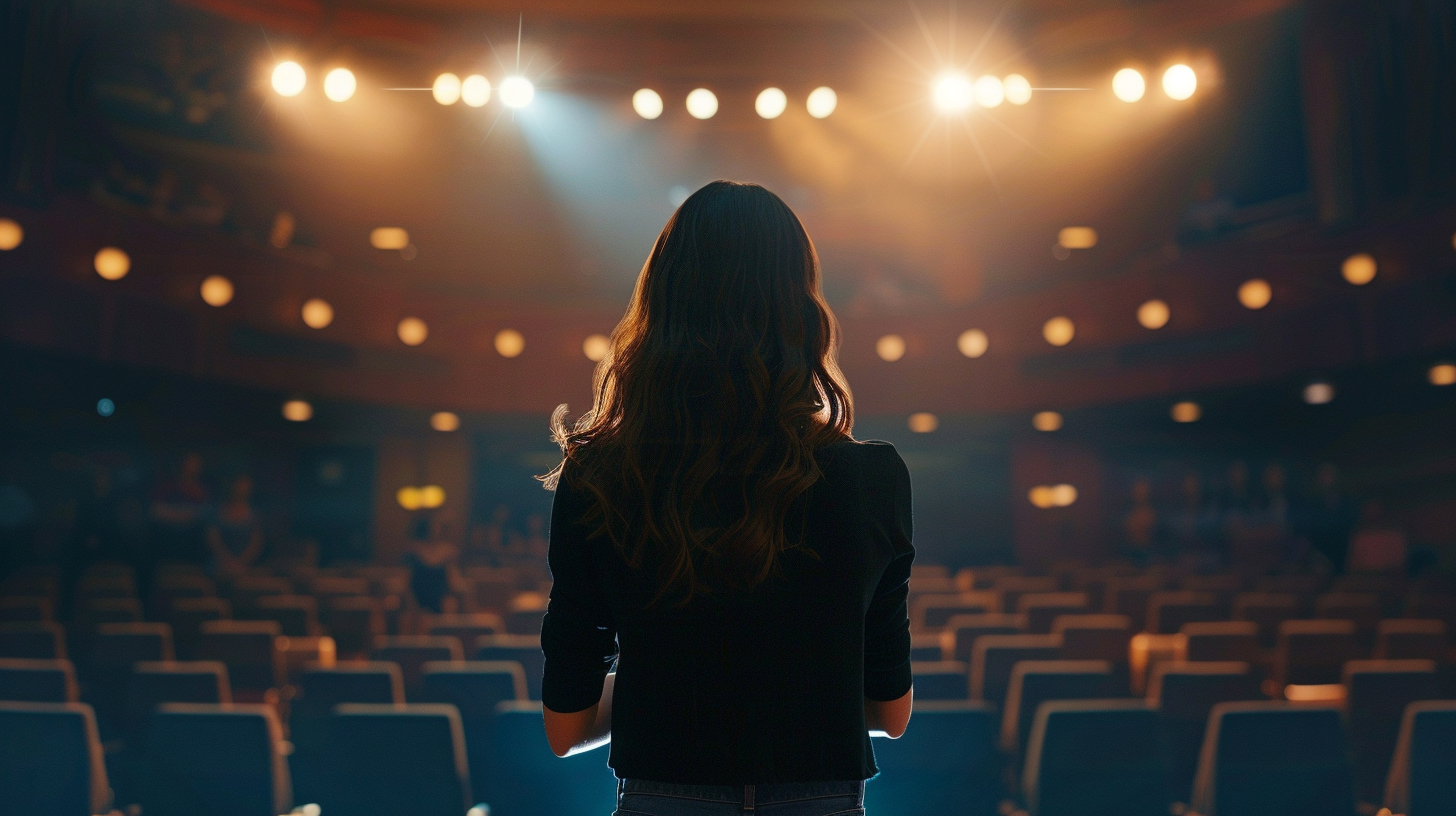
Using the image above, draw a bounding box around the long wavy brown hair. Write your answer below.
[542,180,854,603]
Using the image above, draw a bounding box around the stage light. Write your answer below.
[1342,252,1377,285]
[271,61,306,97]
[1238,278,1272,309]
[431,411,460,432]
[495,328,525,358]
[633,88,663,119]
[1137,299,1170,330]
[433,73,461,105]
[462,75,491,107]
[1113,68,1145,102]
[1028,485,1055,509]
[1004,74,1032,105]
[398,317,428,346]
[0,217,22,250]
[396,487,422,510]
[500,76,533,109]
[96,398,115,417]
[1303,381,1335,405]
[1032,411,1063,432]
[686,88,718,119]
[583,333,610,362]
[1429,363,1456,386]
[1050,484,1078,507]
[1162,64,1196,100]
[755,88,787,119]
[301,298,333,329]
[418,485,446,509]
[282,399,313,422]
[957,328,989,358]
[933,72,974,113]
[200,275,234,307]
[876,334,906,362]
[370,227,410,250]
[973,75,1004,108]
[908,412,939,433]
[1057,227,1098,249]
[323,68,356,102]
[94,247,130,280]
[806,86,837,118]
[1171,401,1202,423]
[1043,316,1075,346]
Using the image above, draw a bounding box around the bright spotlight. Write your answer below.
[806,86,837,118]
[1004,74,1032,105]
[499,76,534,108]
[633,88,663,119]
[462,75,491,107]
[686,88,718,119]
[301,298,334,329]
[1162,64,1197,100]
[398,317,429,346]
[271,61,306,97]
[1238,278,1272,310]
[1342,252,1377,285]
[433,73,461,105]
[755,87,787,119]
[973,75,1004,108]
[933,73,974,113]
[200,275,234,307]
[94,247,130,280]
[1137,299,1170,330]
[957,329,989,358]
[0,217,22,250]
[1113,68,1145,102]
[323,68,356,102]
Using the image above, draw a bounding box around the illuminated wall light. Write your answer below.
[1162,64,1197,100]
[282,399,313,422]
[323,68,356,102]
[1112,68,1146,102]
[0,217,22,250]
[933,73,974,113]
[755,87,787,119]
[495,328,525,358]
[418,485,446,509]
[96,398,115,417]
[876,334,906,362]
[1171,401,1202,423]
[957,328,989,358]
[396,486,422,511]
[430,411,460,432]
[1341,252,1377,285]
[1238,278,1272,310]
[686,88,718,119]
[806,86,837,118]
[94,247,130,280]
[461,75,491,107]
[632,88,663,119]
[370,227,410,250]
[1043,316,1075,347]
[582,333,610,362]
[199,275,234,307]
[1032,411,1063,432]
[398,317,429,346]
[1057,227,1098,249]
[301,298,334,329]
[973,75,1004,108]
[271,61,306,97]
[1137,299,1170,330]
[1003,74,1032,105]
[433,73,461,105]
[499,76,534,108]
[1303,381,1336,405]
[908,412,939,433]
[1429,363,1456,386]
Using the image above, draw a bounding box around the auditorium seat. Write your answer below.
[1275,620,1363,686]
[290,663,405,803]
[0,701,112,816]
[1148,662,1262,804]
[420,661,528,800]
[865,701,1000,816]
[945,613,1025,663]
[86,622,174,731]
[1104,576,1163,632]
[1314,593,1383,645]
[143,703,291,816]
[970,634,1061,705]
[480,701,618,816]
[1022,699,1167,816]
[993,576,1060,614]
[321,703,474,816]
[1179,621,1262,664]
[1148,591,1223,635]
[1383,701,1456,816]
[909,633,944,660]
[1018,593,1090,634]
[195,620,284,696]
[1232,592,1303,647]
[915,592,1000,631]
[322,596,385,656]
[910,661,970,700]
[372,635,463,699]
[1375,619,1448,661]
[0,621,66,659]
[0,657,78,702]
[248,595,319,637]
[427,613,505,647]
[1,595,54,622]
[475,634,544,700]
[1190,701,1354,816]
[1001,660,1114,763]
[123,661,231,743]
[1343,660,1441,805]
[165,597,230,659]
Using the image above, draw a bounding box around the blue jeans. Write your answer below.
[613,779,866,816]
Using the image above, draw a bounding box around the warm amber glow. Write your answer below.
[973,76,1004,108]
[755,88,787,119]
[418,485,447,509]
[876,334,906,362]
[301,298,334,329]
[1303,382,1335,405]
[433,73,461,105]
[495,328,525,358]
[686,88,718,119]
[1238,278,1272,310]
[957,329,989,358]
[370,227,410,250]
[0,217,22,250]
[281,399,313,422]
[933,73,974,113]
[1162,64,1197,100]
[582,333,610,362]
[396,487,422,511]
[632,88,663,119]
[1003,74,1032,105]
[94,247,130,280]
[1171,401,1202,423]
[908,413,938,433]
[430,411,460,432]
[462,75,491,107]
[1032,411,1063,432]
[199,275,234,307]
[1058,227,1098,249]
[499,76,534,108]
[323,68,356,102]
[398,317,429,346]
[1342,252,1377,285]
[1113,68,1146,102]
[1043,316,1075,346]
[1430,363,1456,386]
[806,86,837,118]
[1137,299,1170,330]
[271,61,306,97]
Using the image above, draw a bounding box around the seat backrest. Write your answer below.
[0,621,66,659]
[92,622,174,665]
[482,701,618,816]
[1018,593,1091,634]
[294,663,404,718]
[1002,660,1114,760]
[1022,699,1166,816]
[474,634,544,700]
[1147,591,1222,635]
[970,634,1062,704]
[0,657,78,702]
[1052,614,1133,664]
[196,620,283,692]
[124,661,230,742]
[1375,619,1447,661]
[0,701,111,816]
[1179,621,1261,663]
[1275,619,1363,685]
[1148,661,1262,804]
[144,703,291,816]
[1384,700,1456,816]
[322,703,471,816]
[1191,702,1354,816]
[910,661,970,700]
[1342,659,1441,803]
[947,614,1026,663]
[865,701,1000,816]
[371,636,463,699]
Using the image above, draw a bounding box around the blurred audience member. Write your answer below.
[206,474,263,576]
[150,452,210,563]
